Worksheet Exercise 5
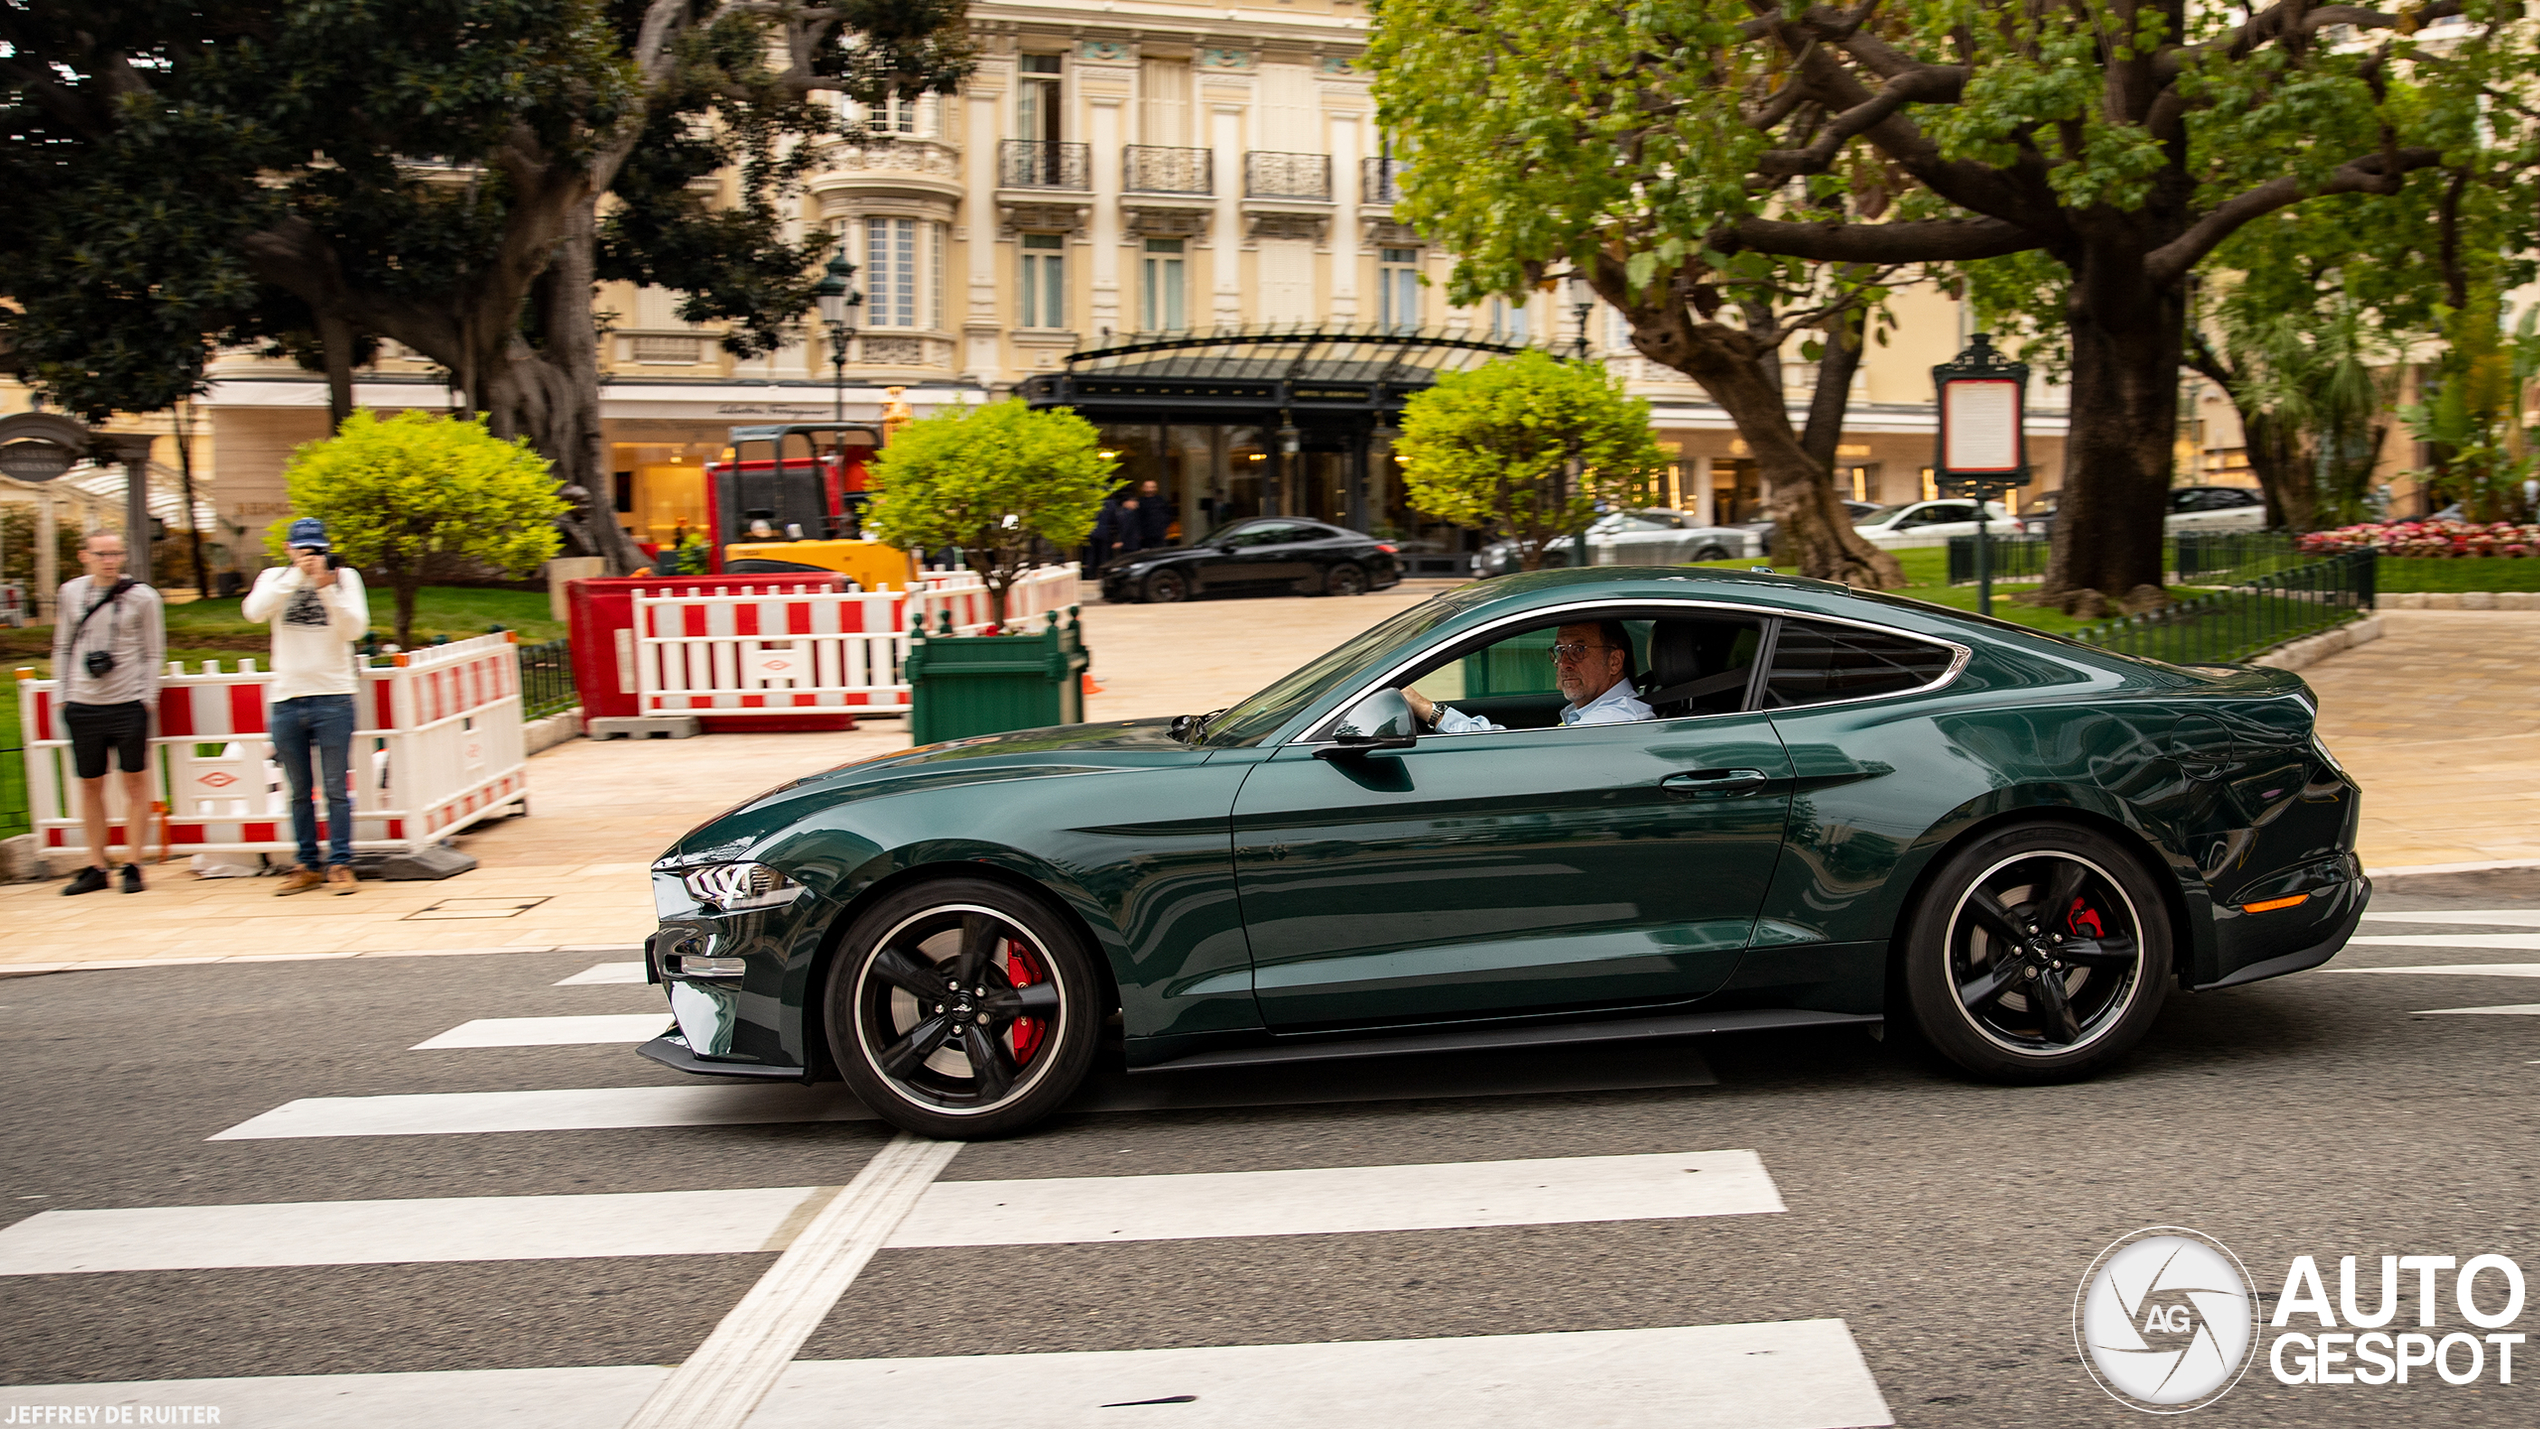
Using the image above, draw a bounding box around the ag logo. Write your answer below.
[2075,1227,2258,1413]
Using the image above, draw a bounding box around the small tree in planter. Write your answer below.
[866,399,1114,624]
[274,410,566,647]
[1396,350,1666,571]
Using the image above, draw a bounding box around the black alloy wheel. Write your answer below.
[1323,563,1369,597]
[1901,823,2171,1082]
[1145,569,1189,603]
[825,878,1101,1138]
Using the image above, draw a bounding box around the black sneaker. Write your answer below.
[63,866,109,896]
[119,863,145,894]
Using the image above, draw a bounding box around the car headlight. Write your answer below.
[679,862,806,913]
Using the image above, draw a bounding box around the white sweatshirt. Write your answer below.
[242,564,371,701]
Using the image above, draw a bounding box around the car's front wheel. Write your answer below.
[1900,823,2171,1083]
[1692,544,1731,562]
[1144,569,1189,603]
[825,878,1102,1139]
[1323,563,1368,597]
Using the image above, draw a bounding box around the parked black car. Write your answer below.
[1099,518,1404,603]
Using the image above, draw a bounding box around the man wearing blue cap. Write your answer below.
[244,518,370,894]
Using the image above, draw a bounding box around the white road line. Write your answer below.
[2351,933,2540,950]
[0,1187,832,1275]
[626,1132,961,1429]
[412,1014,671,1049]
[2414,1004,2540,1016]
[0,1151,1785,1275]
[890,1149,1780,1246]
[0,1365,670,1428]
[751,1321,1894,1429]
[209,1084,878,1140]
[2361,910,2540,928]
[0,1322,1895,1429]
[2334,963,2540,978]
[558,961,649,985]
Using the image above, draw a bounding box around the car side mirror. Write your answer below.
[1214,542,1237,554]
[1314,688,1419,761]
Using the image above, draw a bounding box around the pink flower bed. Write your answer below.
[2299,520,2540,558]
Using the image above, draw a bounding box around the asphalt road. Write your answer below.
[2,870,2536,1427]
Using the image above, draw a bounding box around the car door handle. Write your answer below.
[1661,768,1771,798]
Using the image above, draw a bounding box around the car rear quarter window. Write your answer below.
[1762,620,1957,709]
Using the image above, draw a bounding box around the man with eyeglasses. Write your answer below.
[1401,619,1651,734]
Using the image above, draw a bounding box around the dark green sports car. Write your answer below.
[641,568,2367,1138]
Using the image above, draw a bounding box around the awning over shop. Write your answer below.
[1020,324,1534,423]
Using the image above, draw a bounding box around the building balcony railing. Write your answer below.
[1124,145,1213,195]
[999,140,1090,190]
[1245,151,1332,201]
[1363,156,1409,204]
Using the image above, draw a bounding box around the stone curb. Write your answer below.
[2250,615,2383,674]
[2376,591,2540,610]
[525,704,585,755]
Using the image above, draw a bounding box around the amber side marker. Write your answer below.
[2241,894,2311,914]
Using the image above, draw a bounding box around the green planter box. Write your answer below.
[906,607,1091,744]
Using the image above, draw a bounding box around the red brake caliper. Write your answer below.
[1004,941,1047,1063]
[2068,898,2105,939]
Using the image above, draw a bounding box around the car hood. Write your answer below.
[656,717,1204,865]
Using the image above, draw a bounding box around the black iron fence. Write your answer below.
[2069,551,2375,666]
[1125,145,1211,194]
[999,140,1090,190]
[1363,156,1409,203]
[1245,150,1332,199]
[518,638,578,720]
[1947,529,2307,586]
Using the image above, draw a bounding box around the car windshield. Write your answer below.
[1203,598,1463,746]
[1858,503,1918,525]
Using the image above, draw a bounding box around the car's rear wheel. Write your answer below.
[825,878,1101,1139]
[1901,824,2170,1083]
[1323,563,1368,597]
[1144,569,1189,603]
[1692,544,1730,562]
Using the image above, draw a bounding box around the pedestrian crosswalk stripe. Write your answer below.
[411,1013,670,1049]
[555,961,648,985]
[0,1151,1783,1275]
[2,1321,1894,1429]
[889,1149,1780,1247]
[2361,909,2540,928]
[2350,932,2540,950]
[753,1321,1893,1429]
[2334,963,2540,978]
[208,1084,875,1140]
[2413,1003,2540,1016]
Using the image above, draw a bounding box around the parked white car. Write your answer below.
[1852,499,2023,549]
[1477,508,1763,575]
[2164,485,2270,532]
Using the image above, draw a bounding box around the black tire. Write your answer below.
[824,878,1103,1139]
[1693,544,1731,563]
[1144,569,1189,603]
[1323,563,1368,597]
[1900,823,2171,1083]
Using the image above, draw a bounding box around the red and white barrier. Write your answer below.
[15,632,529,859]
[634,565,1080,718]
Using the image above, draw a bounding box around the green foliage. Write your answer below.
[277,411,567,645]
[866,400,1113,621]
[1395,351,1665,568]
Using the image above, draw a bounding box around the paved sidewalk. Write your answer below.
[3,591,2530,971]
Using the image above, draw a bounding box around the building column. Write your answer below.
[964,82,1005,381]
[1088,96,1123,334]
[1693,456,1717,527]
[1327,112,1361,323]
[1210,104,1246,327]
[1347,428,1369,531]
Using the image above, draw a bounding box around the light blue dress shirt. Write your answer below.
[1433,677,1653,735]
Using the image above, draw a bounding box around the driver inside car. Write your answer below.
[1400,619,1653,733]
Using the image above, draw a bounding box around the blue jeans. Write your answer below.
[271,694,356,869]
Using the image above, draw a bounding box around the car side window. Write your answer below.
[1225,521,1301,548]
[1761,619,1957,709]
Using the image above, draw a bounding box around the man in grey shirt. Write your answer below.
[49,530,165,895]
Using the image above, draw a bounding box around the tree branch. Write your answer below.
[1724,214,2043,262]
[2144,146,2441,285]
[2156,0,2467,78]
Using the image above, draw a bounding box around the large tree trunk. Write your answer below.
[316,308,357,432]
[2045,251,2183,611]
[503,201,650,574]
[2239,408,2314,532]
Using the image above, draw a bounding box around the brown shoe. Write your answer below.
[275,867,325,896]
[326,865,359,895]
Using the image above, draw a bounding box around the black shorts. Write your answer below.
[63,701,150,780]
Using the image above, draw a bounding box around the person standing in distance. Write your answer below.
[50,530,165,895]
[244,518,369,895]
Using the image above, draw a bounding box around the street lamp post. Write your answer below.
[1931,332,2032,616]
[1563,273,1596,562]
[814,249,863,423]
